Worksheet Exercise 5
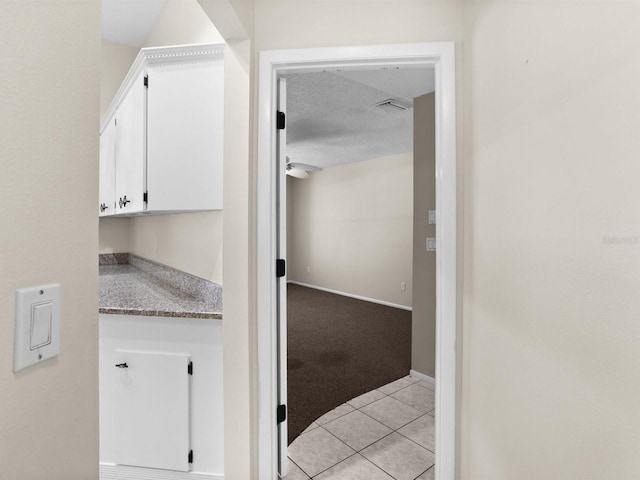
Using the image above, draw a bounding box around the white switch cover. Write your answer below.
[14,284,60,372]
[428,210,437,224]
[427,237,437,252]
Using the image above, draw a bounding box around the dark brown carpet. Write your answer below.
[287,283,411,444]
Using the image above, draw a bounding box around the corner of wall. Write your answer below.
[0,2,100,477]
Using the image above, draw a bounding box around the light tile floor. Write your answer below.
[285,375,436,480]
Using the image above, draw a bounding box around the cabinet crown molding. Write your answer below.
[101,43,225,133]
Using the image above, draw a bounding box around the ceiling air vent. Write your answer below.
[373,98,411,113]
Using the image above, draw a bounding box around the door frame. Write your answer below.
[256,42,458,479]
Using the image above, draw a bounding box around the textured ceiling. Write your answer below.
[285,66,435,170]
[102,0,167,47]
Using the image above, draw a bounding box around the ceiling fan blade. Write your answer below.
[288,162,322,172]
[286,168,309,179]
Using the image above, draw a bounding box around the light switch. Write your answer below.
[427,237,437,252]
[428,210,437,225]
[30,302,52,349]
[14,284,60,372]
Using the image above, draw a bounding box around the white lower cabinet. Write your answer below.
[99,314,223,476]
[112,351,191,472]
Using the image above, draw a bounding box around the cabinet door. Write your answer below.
[99,117,116,216]
[113,350,191,472]
[115,72,146,214]
[146,60,223,212]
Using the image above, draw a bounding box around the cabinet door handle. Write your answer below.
[100,203,108,212]
[115,363,128,369]
[121,195,130,207]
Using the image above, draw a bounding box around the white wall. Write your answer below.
[129,212,223,284]
[99,217,131,254]
[142,0,224,48]
[0,2,100,478]
[288,153,413,308]
[99,0,224,284]
[461,2,640,478]
[100,315,224,475]
[101,40,138,118]
[220,38,253,480]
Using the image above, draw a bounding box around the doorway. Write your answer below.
[257,42,457,480]
[283,66,431,446]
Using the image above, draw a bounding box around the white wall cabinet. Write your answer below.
[99,44,224,216]
[113,71,147,214]
[99,117,116,216]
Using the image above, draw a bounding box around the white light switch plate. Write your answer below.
[427,237,437,252]
[428,210,437,224]
[14,284,60,372]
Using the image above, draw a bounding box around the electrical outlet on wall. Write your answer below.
[400,282,406,291]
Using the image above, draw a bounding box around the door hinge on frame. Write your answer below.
[188,361,193,375]
[144,75,149,88]
[276,111,285,130]
[143,191,148,203]
[277,404,287,424]
[276,259,286,278]
[188,449,193,464]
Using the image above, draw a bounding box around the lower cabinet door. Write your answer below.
[113,350,191,472]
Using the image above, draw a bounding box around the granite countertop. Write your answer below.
[99,254,222,319]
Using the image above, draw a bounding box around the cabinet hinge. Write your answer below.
[276,111,285,130]
[143,191,148,203]
[277,404,287,424]
[188,450,193,464]
[188,361,193,375]
[276,259,286,278]
[144,75,149,88]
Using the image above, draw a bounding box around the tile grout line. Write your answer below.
[412,464,435,480]
[305,426,358,478]
[394,412,435,451]
[308,451,400,480]
[289,456,312,479]
[352,401,435,474]
[288,376,436,480]
[355,400,436,469]
[358,452,402,480]
[357,429,397,453]
[387,383,436,412]
[314,405,356,428]
[287,456,311,479]
[356,408,436,457]
[357,402,425,432]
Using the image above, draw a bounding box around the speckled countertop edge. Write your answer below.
[99,307,222,319]
[99,253,222,319]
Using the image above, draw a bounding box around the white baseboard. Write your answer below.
[288,281,412,311]
[410,369,436,385]
[100,463,223,480]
